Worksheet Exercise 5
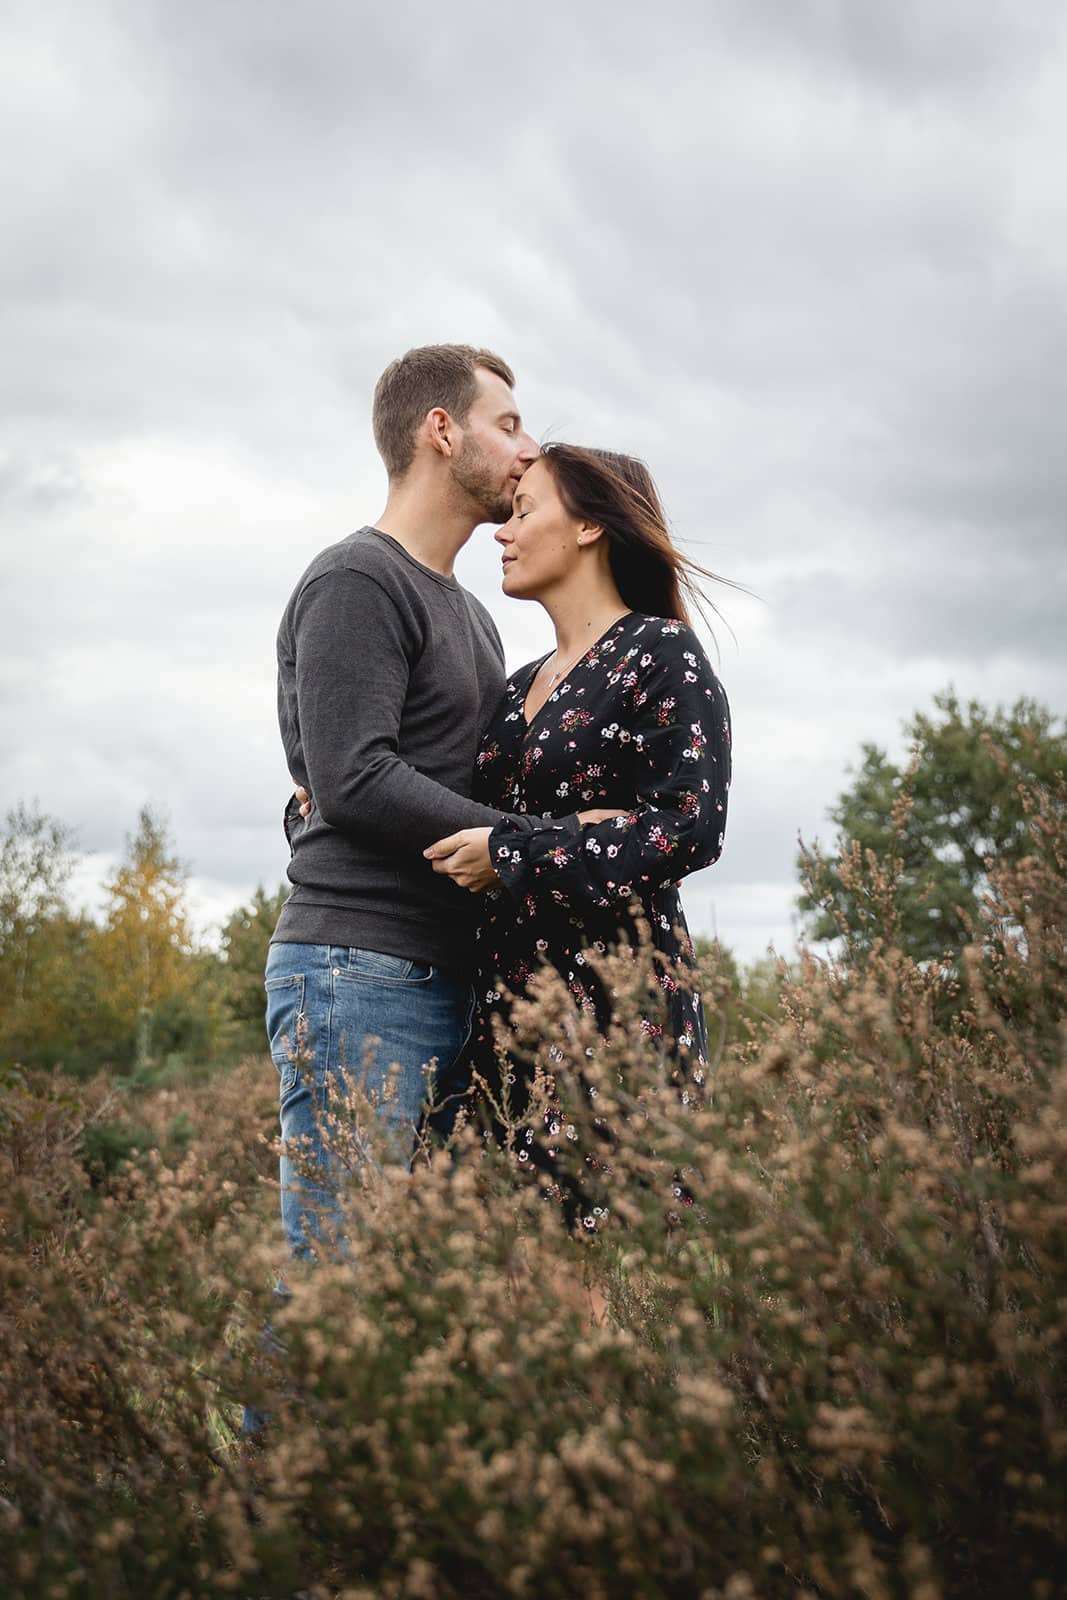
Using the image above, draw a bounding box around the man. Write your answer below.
[268,343,548,1255]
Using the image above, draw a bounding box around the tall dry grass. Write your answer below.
[1,777,1065,1598]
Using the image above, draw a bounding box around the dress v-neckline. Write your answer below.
[520,614,634,731]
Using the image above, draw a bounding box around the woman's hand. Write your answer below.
[576,808,629,824]
[423,827,499,892]
[294,784,311,818]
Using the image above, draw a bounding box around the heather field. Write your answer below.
[2,767,1065,1599]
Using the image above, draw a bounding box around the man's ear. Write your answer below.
[427,407,455,459]
[576,521,605,547]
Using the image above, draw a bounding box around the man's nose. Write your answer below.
[516,431,539,464]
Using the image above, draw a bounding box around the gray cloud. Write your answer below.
[716,0,1059,99]
[4,0,1066,962]
[775,559,1067,667]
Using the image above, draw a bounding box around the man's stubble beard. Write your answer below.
[451,435,514,525]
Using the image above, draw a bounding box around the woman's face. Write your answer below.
[495,459,587,602]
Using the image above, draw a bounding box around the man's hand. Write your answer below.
[423,810,630,895]
[423,827,498,892]
[295,784,311,818]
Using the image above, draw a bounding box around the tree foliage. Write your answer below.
[0,802,75,989]
[0,802,288,1077]
[798,689,1067,962]
[94,807,196,1071]
[695,937,795,1042]
[218,883,288,1045]
[0,803,92,1067]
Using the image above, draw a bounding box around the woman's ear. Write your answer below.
[576,521,605,547]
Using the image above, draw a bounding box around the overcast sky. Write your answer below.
[5,0,1067,963]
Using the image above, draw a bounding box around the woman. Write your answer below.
[422,444,731,1222]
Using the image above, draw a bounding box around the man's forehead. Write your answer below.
[473,366,517,412]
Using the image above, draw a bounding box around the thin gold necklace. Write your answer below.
[545,612,629,686]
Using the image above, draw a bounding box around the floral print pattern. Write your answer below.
[453,612,732,1220]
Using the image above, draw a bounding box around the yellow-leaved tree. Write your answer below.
[95,807,195,1073]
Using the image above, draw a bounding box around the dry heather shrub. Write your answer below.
[1,777,1066,1598]
[0,1060,279,1597]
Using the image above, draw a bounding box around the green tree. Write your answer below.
[95,807,195,1072]
[694,937,794,1041]
[798,690,1067,962]
[0,803,96,1068]
[0,802,75,1005]
[218,883,288,1052]
[739,952,793,1026]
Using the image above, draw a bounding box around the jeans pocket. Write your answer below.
[265,974,306,1094]
[344,949,434,985]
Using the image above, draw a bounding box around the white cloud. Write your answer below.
[4,0,1067,975]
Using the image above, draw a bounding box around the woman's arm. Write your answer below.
[424,809,628,893]
[484,625,731,912]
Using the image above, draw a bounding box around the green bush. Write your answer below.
[79,1117,155,1185]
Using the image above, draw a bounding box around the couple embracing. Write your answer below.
[267,343,731,1250]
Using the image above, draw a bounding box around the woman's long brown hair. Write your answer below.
[539,443,727,630]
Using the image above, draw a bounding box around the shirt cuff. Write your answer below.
[489,813,583,901]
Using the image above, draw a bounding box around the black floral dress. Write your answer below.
[447,612,731,1219]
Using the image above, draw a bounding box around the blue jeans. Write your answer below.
[264,941,473,1257]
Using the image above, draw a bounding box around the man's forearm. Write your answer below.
[292,566,549,852]
[307,747,510,849]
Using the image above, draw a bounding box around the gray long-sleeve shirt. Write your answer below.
[272,527,532,971]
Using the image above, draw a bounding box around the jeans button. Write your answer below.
[332,967,341,976]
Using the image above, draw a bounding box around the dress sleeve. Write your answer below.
[489,622,731,911]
